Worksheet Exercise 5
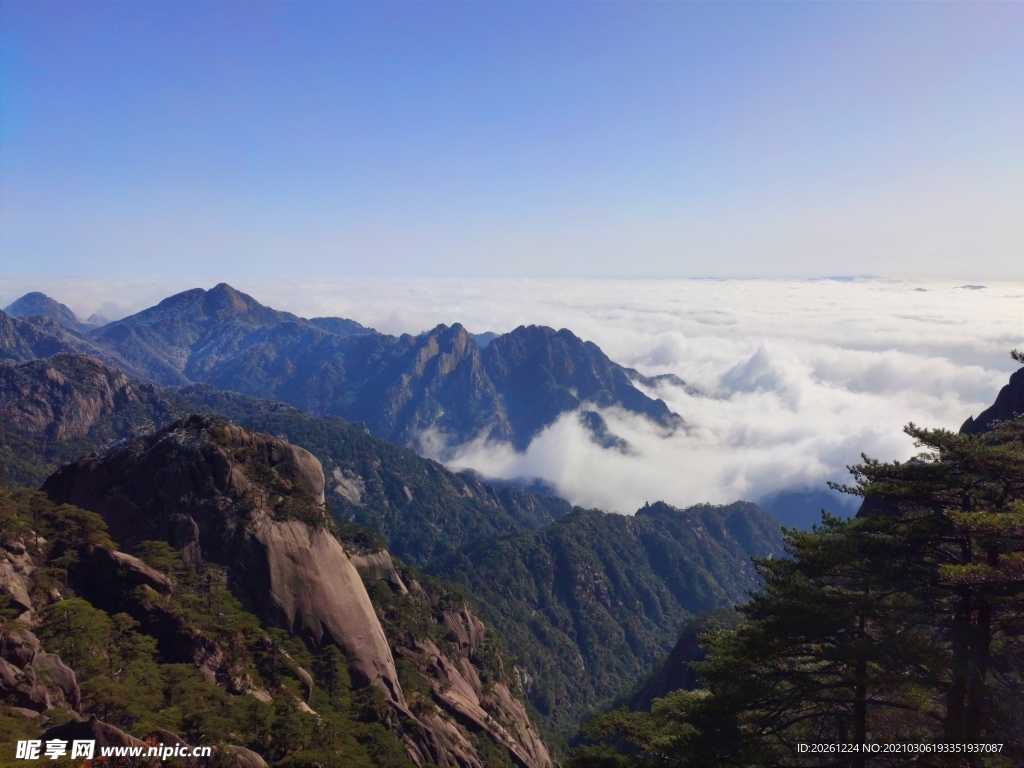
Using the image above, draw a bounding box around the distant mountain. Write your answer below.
[3,291,96,333]
[0,310,144,376]
[426,500,784,738]
[2,283,683,454]
[90,283,300,387]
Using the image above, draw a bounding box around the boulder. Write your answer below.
[0,624,42,667]
[42,715,144,747]
[30,651,81,710]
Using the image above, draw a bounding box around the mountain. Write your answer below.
[0,354,181,486]
[0,351,785,753]
[3,292,96,333]
[34,415,552,768]
[0,311,144,377]
[89,283,300,387]
[0,353,571,562]
[426,500,784,740]
[54,283,682,451]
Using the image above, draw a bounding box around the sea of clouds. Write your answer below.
[2,276,1021,522]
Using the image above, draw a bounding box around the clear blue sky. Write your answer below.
[1,1,1021,279]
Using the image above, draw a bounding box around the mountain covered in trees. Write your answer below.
[0,283,682,452]
[426,501,781,740]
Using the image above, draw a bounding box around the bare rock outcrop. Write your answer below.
[350,549,408,594]
[401,614,552,768]
[0,624,81,712]
[83,545,174,595]
[41,415,401,704]
[237,518,403,700]
[220,745,269,768]
[0,536,35,616]
[0,354,174,446]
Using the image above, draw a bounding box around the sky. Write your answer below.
[1,2,1021,279]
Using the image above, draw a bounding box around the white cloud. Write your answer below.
[2,276,1020,515]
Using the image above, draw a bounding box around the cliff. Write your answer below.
[36,416,551,767]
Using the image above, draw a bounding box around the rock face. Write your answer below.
[0,536,35,616]
[0,355,163,442]
[240,519,400,697]
[40,415,398,700]
[349,549,408,594]
[0,354,180,487]
[0,624,81,712]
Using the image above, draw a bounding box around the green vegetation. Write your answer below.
[0,488,415,768]
[573,416,1024,767]
[426,501,783,742]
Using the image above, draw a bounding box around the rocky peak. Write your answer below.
[39,416,400,697]
[3,292,92,334]
[202,283,275,321]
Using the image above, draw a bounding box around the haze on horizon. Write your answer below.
[1,2,1021,280]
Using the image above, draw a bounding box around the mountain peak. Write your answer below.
[4,292,92,333]
[203,282,257,314]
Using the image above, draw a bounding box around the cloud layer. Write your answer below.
[2,276,1020,517]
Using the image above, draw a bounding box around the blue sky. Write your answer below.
[1,1,1021,279]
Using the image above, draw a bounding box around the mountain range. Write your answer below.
[3,283,682,454]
